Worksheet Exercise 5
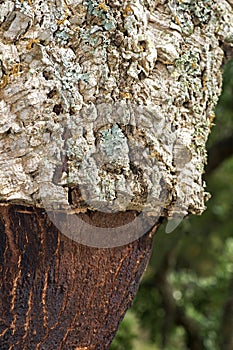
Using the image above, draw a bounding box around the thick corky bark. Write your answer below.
[1,0,233,349]
[1,0,233,219]
[0,204,157,349]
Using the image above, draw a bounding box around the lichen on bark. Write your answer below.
[0,0,233,220]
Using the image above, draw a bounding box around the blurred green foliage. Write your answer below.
[110,61,233,350]
[110,312,137,350]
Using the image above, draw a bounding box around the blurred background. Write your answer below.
[110,60,233,350]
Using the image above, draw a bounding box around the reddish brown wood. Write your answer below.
[0,204,159,349]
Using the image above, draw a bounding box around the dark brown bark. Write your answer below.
[0,204,159,350]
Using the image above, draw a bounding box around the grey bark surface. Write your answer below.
[1,1,233,349]
[1,0,232,219]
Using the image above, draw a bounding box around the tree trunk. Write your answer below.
[1,0,233,348]
[0,204,158,349]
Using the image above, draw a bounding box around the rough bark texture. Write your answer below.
[1,1,233,349]
[0,204,157,349]
[1,0,233,219]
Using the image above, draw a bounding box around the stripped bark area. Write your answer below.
[0,204,157,349]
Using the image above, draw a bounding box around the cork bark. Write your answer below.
[1,0,233,218]
[1,0,233,349]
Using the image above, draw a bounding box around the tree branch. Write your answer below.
[205,132,233,176]
[144,247,204,350]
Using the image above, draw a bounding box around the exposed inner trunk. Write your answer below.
[0,204,158,349]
